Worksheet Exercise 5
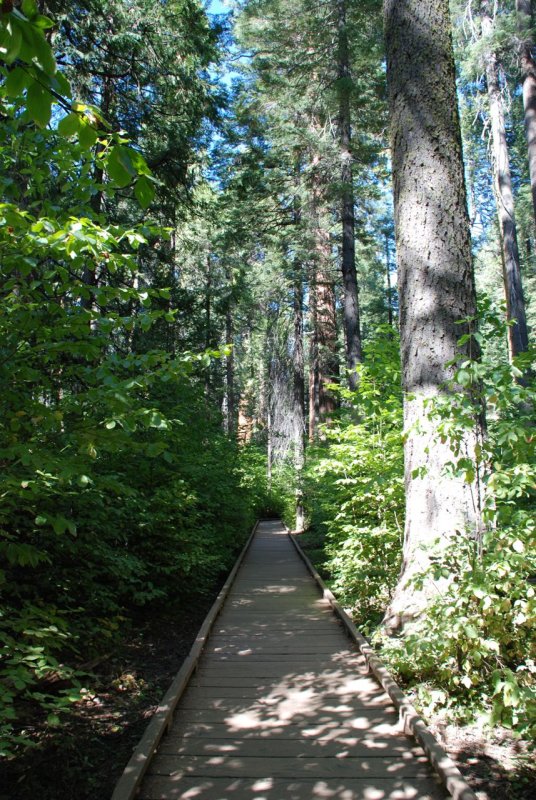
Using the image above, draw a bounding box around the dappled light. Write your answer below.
[133,522,447,800]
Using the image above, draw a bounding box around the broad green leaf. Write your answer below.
[25,25,55,74]
[134,175,155,209]
[0,18,23,64]
[33,15,54,30]
[78,120,98,149]
[4,65,29,96]
[22,0,39,18]
[57,112,80,138]
[26,78,52,127]
[51,70,71,98]
[107,145,136,187]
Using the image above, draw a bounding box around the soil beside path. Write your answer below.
[0,595,218,800]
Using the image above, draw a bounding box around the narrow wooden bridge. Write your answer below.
[113,520,475,800]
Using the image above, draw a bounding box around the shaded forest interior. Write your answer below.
[0,1,534,798]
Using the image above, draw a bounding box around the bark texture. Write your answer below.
[337,0,362,389]
[313,217,339,427]
[517,0,536,228]
[224,286,235,434]
[293,275,305,531]
[308,151,339,438]
[482,3,529,358]
[384,0,480,630]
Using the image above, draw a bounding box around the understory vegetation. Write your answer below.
[295,308,535,740]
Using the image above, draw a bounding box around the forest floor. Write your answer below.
[424,715,535,800]
[1,594,217,800]
[1,559,534,800]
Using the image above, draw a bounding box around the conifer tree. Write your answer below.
[479,0,529,357]
[383,0,482,629]
[516,0,536,227]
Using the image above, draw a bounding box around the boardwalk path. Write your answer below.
[137,520,447,800]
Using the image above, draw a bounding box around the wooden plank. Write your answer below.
[169,705,399,726]
[188,673,371,688]
[207,632,345,642]
[196,662,368,677]
[210,626,341,636]
[201,652,361,662]
[140,775,447,800]
[233,579,311,585]
[224,597,328,608]
[178,693,392,712]
[148,753,434,780]
[205,643,355,655]
[167,721,409,742]
[157,736,425,759]
[181,675,384,699]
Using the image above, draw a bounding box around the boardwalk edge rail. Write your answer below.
[111,521,260,800]
[287,526,478,800]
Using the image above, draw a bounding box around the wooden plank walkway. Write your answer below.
[134,520,449,800]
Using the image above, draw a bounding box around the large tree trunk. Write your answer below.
[313,228,339,427]
[293,272,305,531]
[482,2,529,359]
[224,304,235,435]
[517,0,536,228]
[384,0,481,631]
[384,232,394,327]
[336,0,362,390]
[307,148,339,438]
[308,278,320,441]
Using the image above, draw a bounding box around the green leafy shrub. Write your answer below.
[0,12,258,756]
[380,305,535,738]
[304,329,404,631]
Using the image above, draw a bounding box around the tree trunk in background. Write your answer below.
[309,153,339,436]
[224,303,235,434]
[384,232,394,327]
[205,253,212,351]
[315,260,339,424]
[482,2,529,359]
[337,0,362,389]
[517,0,536,228]
[293,269,305,531]
[384,0,481,631]
[82,77,111,314]
[308,279,320,441]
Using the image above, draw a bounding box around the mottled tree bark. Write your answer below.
[517,0,536,228]
[482,2,529,358]
[308,280,320,442]
[293,272,305,531]
[384,232,394,327]
[384,0,481,631]
[337,0,362,389]
[224,307,235,434]
[313,218,339,426]
[308,150,339,438]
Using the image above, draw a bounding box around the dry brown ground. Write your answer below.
[0,597,215,800]
[426,716,535,800]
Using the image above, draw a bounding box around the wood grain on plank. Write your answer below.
[139,775,446,800]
